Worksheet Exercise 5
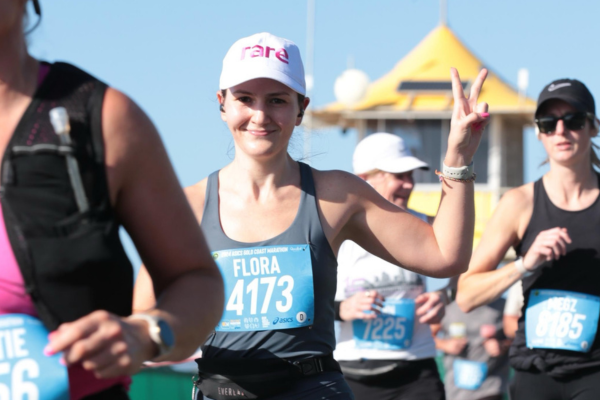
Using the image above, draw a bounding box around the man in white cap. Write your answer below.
[351,132,432,220]
[334,132,448,400]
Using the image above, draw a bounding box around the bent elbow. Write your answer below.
[455,291,475,313]
[452,262,469,276]
[433,262,468,279]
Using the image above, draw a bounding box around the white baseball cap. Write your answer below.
[353,133,429,175]
[219,32,306,96]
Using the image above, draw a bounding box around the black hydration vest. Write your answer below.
[1,62,133,331]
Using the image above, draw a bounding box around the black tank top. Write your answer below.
[200,162,338,360]
[511,175,600,377]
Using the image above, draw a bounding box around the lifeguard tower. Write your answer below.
[311,24,536,248]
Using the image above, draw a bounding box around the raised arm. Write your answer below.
[47,88,223,378]
[330,68,489,278]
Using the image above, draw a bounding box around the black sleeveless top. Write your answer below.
[200,162,338,360]
[1,62,133,330]
[510,175,600,377]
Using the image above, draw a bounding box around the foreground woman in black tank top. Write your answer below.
[457,79,600,400]
[135,32,490,399]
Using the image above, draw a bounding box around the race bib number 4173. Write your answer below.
[526,289,600,353]
[0,314,69,400]
[214,245,314,332]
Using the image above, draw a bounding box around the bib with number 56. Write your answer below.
[352,299,415,350]
[526,289,600,353]
[0,314,69,400]
[214,244,314,332]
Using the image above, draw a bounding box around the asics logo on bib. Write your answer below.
[241,45,289,64]
[272,317,293,325]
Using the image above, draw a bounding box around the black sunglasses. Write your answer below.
[535,112,594,134]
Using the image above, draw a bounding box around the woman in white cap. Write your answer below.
[334,132,449,400]
[136,32,489,399]
[457,78,600,400]
[0,1,223,399]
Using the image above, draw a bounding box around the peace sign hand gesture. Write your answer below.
[445,68,489,167]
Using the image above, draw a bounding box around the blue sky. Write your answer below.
[28,0,600,276]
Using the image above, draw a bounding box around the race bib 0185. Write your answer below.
[214,245,314,331]
[525,289,600,353]
[0,314,69,400]
[352,299,415,350]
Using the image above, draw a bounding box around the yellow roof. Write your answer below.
[323,25,535,113]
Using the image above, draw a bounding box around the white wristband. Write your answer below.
[514,257,532,277]
[442,162,474,180]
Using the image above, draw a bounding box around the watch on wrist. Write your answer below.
[514,257,533,277]
[442,162,475,180]
[129,313,175,360]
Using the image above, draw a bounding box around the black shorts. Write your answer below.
[341,358,445,400]
[513,367,600,400]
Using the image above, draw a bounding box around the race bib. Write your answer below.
[352,299,415,350]
[526,289,600,352]
[214,245,314,331]
[453,359,487,390]
[0,314,69,400]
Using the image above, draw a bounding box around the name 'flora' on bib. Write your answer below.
[0,314,69,400]
[213,245,315,331]
[352,299,415,350]
[526,289,600,353]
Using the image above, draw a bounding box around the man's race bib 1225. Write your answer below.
[526,289,600,353]
[214,245,314,331]
[352,299,415,350]
[0,314,69,400]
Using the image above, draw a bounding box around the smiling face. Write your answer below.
[537,99,598,168]
[217,78,309,160]
[364,170,415,209]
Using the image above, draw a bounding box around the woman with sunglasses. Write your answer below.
[136,32,489,399]
[457,78,600,400]
[0,1,223,399]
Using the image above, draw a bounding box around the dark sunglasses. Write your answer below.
[535,112,594,134]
